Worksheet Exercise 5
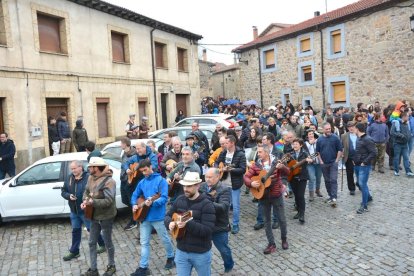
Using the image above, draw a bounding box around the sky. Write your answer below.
[105,0,358,64]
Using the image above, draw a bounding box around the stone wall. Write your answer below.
[238,1,414,109]
[210,68,241,99]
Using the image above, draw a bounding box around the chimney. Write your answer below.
[202,49,207,62]
[252,26,258,40]
[314,11,320,17]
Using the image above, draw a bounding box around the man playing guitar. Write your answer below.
[130,159,175,276]
[160,137,182,177]
[244,145,290,254]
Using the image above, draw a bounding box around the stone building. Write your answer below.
[0,0,202,170]
[199,49,215,99]
[210,64,241,100]
[233,0,414,110]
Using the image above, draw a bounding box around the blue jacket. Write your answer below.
[409,115,414,137]
[122,146,158,172]
[61,171,89,214]
[367,121,389,143]
[130,172,168,222]
[0,139,16,172]
[57,118,71,139]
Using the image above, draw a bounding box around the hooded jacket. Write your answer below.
[0,139,16,171]
[61,171,89,214]
[130,172,168,222]
[72,119,88,150]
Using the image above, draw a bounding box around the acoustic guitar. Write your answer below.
[128,163,142,185]
[168,172,183,197]
[218,162,235,180]
[287,153,319,182]
[165,159,179,174]
[133,193,161,222]
[171,211,193,239]
[250,154,291,200]
[84,203,94,220]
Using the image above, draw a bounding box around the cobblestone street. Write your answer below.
[1,158,414,276]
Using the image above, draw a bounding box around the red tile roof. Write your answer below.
[233,0,400,52]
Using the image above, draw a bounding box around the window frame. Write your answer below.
[297,32,314,57]
[0,0,12,47]
[260,44,277,73]
[154,41,168,69]
[16,162,63,186]
[298,60,315,86]
[177,47,189,72]
[327,76,350,107]
[326,24,346,59]
[108,25,131,64]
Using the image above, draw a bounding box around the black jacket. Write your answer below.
[61,171,89,214]
[354,133,377,166]
[290,149,310,181]
[158,143,172,157]
[0,139,16,171]
[48,124,60,143]
[165,193,215,253]
[57,118,71,139]
[200,181,231,233]
[215,147,246,190]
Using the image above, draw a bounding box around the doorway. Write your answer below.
[138,97,147,121]
[175,94,188,117]
[46,98,69,121]
[161,94,168,129]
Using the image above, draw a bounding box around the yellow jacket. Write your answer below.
[208,147,223,166]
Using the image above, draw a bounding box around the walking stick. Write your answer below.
[341,157,344,192]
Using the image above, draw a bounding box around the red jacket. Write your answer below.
[244,159,289,198]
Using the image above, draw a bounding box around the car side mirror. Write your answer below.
[9,181,16,187]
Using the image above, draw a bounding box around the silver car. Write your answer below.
[149,125,215,148]
[174,114,237,129]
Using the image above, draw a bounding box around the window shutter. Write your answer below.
[177,48,185,71]
[155,43,164,68]
[111,32,125,62]
[332,82,346,102]
[37,13,61,53]
[265,49,275,68]
[331,30,342,54]
[302,66,312,81]
[300,38,311,52]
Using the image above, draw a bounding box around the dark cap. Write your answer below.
[185,134,195,140]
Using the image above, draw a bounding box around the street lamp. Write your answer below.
[410,14,414,32]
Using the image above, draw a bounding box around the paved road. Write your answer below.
[1,159,414,276]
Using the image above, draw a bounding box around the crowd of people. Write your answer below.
[55,98,413,276]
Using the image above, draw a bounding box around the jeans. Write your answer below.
[307,163,322,192]
[345,158,356,192]
[321,162,339,199]
[89,219,115,270]
[261,195,287,245]
[257,201,278,224]
[139,220,174,269]
[354,165,371,208]
[212,231,234,272]
[69,212,105,254]
[175,248,212,276]
[393,143,412,173]
[231,188,240,226]
[409,137,413,157]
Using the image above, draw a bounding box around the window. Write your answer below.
[177,47,188,72]
[17,162,62,185]
[0,1,6,45]
[96,98,109,138]
[327,24,345,59]
[298,61,315,86]
[37,12,66,54]
[111,31,127,62]
[297,33,314,57]
[155,42,168,68]
[138,98,147,121]
[260,44,277,73]
[327,76,349,107]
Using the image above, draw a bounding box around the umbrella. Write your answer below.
[243,99,258,106]
[222,99,240,105]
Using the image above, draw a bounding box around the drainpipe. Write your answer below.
[222,73,225,98]
[150,27,159,129]
[319,28,326,108]
[257,49,263,108]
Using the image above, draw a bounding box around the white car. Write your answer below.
[0,152,127,224]
[102,138,163,158]
[149,125,215,148]
[173,114,238,129]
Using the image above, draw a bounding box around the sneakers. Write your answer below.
[298,213,305,223]
[231,224,239,234]
[81,268,99,276]
[253,223,264,230]
[164,257,175,270]
[131,267,151,276]
[281,239,289,250]
[350,191,355,195]
[293,212,300,219]
[272,222,279,229]
[328,198,337,207]
[97,246,106,254]
[263,243,276,254]
[103,265,116,276]
[407,172,414,177]
[368,195,373,202]
[124,221,138,231]
[394,171,400,176]
[324,196,331,203]
[315,189,323,197]
[357,206,368,214]
[63,252,80,261]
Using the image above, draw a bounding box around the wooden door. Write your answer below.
[161,94,168,129]
[175,94,188,117]
[97,103,109,138]
[138,97,147,121]
[46,98,68,121]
